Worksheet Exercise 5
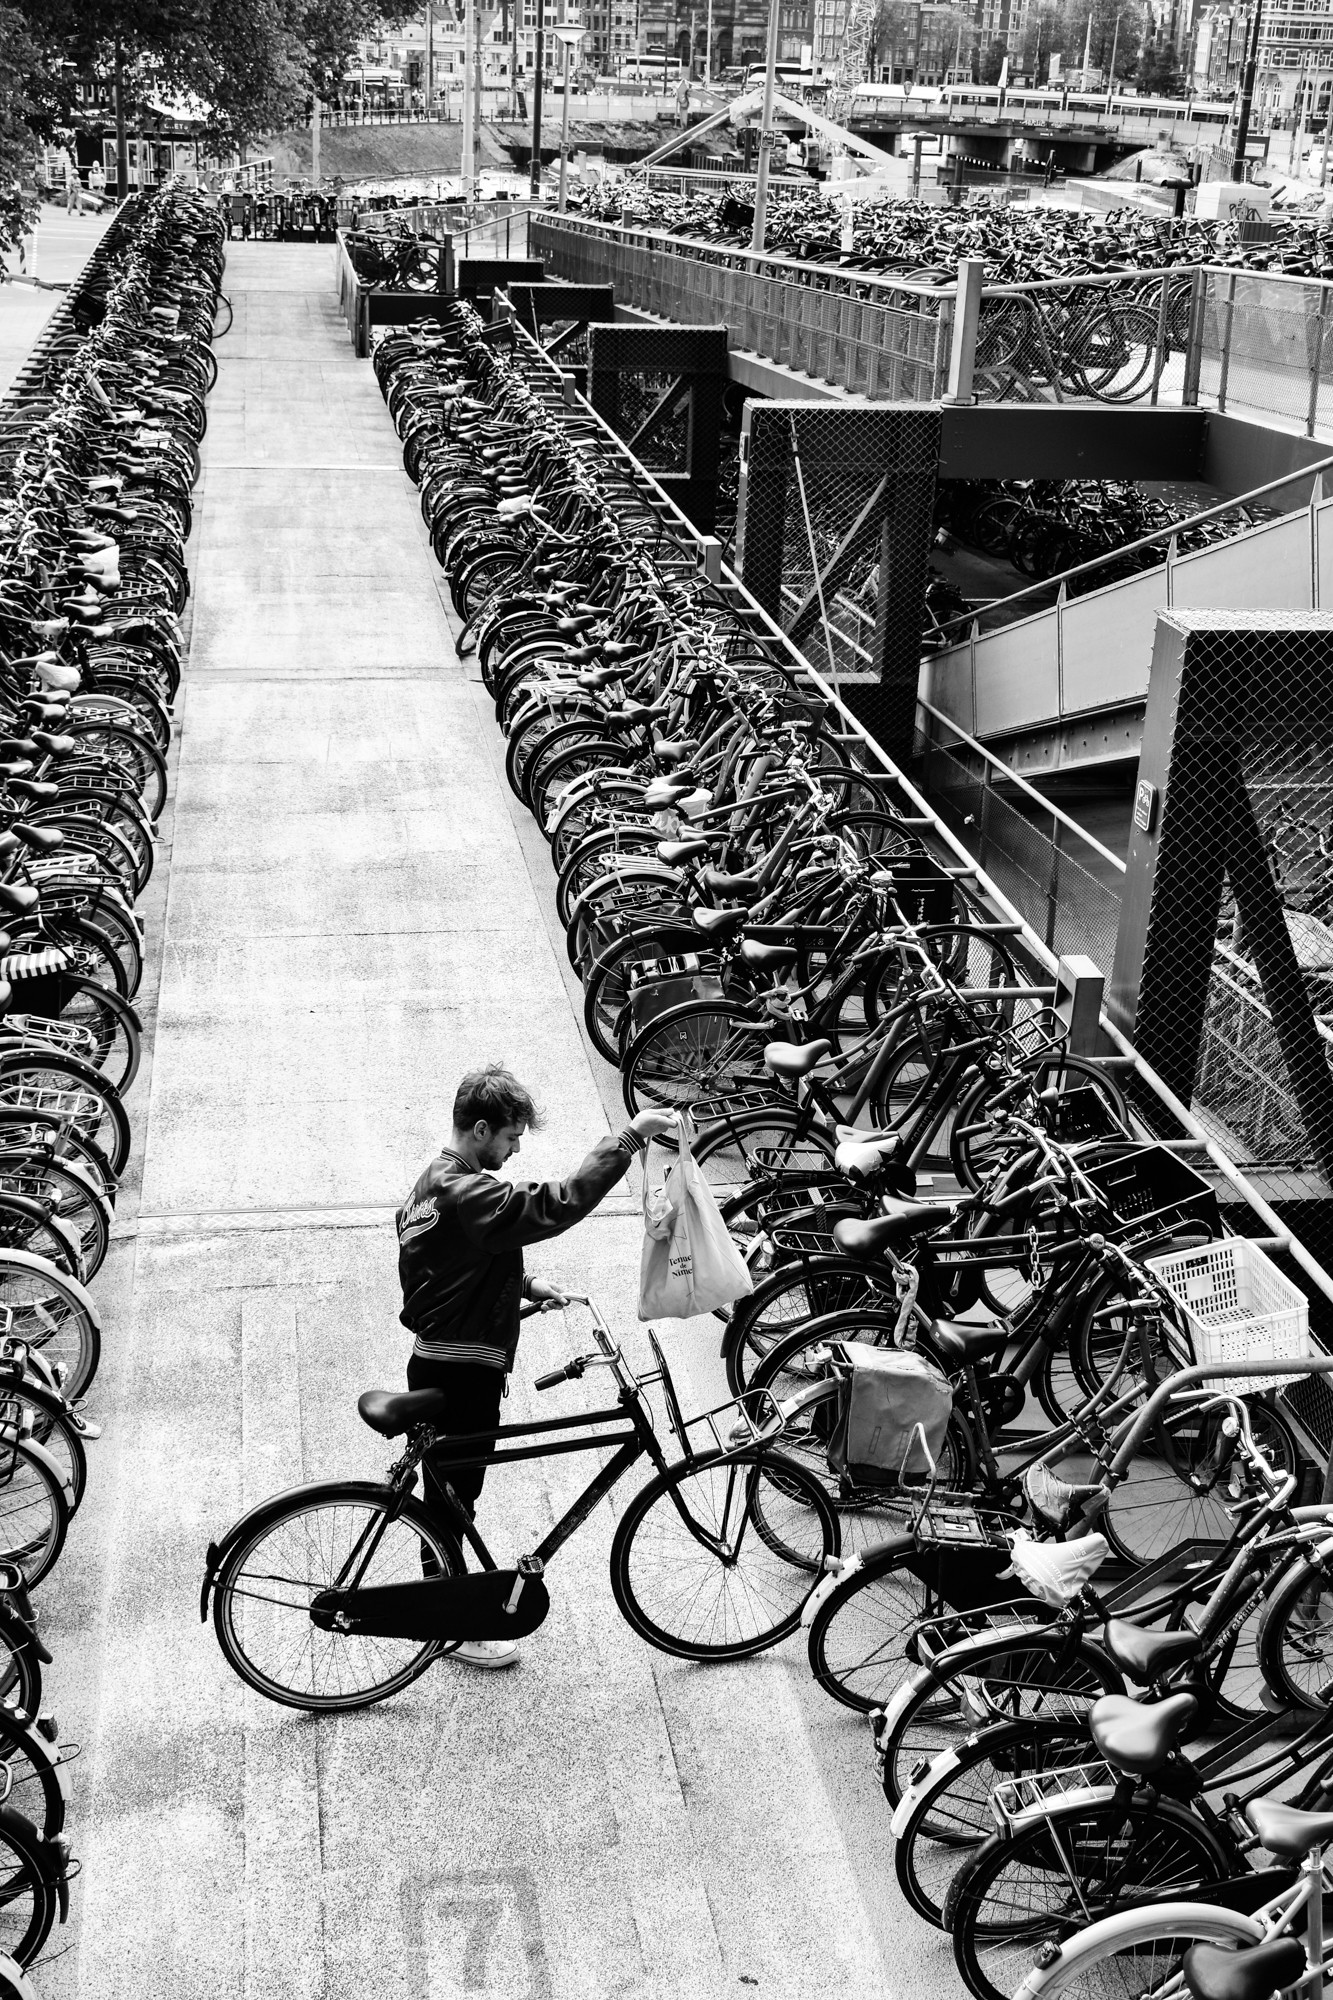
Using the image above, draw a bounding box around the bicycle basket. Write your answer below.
[827,1343,953,1489]
[1042,1084,1125,1145]
[627,954,725,1039]
[1083,1144,1221,1243]
[1146,1237,1313,1395]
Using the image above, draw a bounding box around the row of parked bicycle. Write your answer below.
[936,477,1280,591]
[572,180,1331,284]
[223,185,340,243]
[0,181,222,1990]
[370,296,1333,2000]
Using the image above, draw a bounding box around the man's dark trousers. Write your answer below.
[406,1353,505,1521]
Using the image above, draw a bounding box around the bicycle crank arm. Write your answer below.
[309,1568,551,1642]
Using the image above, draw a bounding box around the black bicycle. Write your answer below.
[201,1297,840,1711]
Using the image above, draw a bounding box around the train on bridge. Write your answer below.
[844,81,1240,139]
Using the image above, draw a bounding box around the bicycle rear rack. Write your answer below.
[990,1759,1114,1832]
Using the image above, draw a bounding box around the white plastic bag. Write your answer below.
[639,1113,755,1319]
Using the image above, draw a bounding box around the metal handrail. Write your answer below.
[933,448,1333,644]
[916,697,1127,875]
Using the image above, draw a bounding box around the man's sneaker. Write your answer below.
[448,1638,519,1670]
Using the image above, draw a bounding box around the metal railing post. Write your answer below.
[1308,283,1328,438]
[1181,267,1206,406]
[942,257,984,407]
[1218,273,1237,412]
[1150,268,1171,405]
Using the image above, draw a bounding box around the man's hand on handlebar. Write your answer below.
[525,1277,570,1313]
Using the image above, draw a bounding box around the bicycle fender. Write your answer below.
[199,1478,409,1621]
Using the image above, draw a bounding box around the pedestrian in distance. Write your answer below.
[64,158,79,214]
[395,1064,675,1669]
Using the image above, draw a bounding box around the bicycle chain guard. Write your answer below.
[309,1566,552,1642]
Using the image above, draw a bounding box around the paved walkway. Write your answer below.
[40,244,949,2000]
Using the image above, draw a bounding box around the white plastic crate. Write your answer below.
[1146,1237,1313,1395]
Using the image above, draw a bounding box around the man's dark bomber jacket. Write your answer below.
[397,1130,643,1372]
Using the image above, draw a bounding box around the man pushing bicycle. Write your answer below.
[396,1063,674,1668]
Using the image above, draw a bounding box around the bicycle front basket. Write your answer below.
[1083,1144,1221,1244]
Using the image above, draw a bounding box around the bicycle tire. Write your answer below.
[0,1251,100,1404]
[721,1256,883,1395]
[1101,1395,1302,1573]
[0,1437,68,1588]
[582,925,704,1065]
[807,1540,959,1714]
[621,999,774,1117]
[946,1797,1231,2000]
[609,1445,839,1660]
[0,1710,67,1841]
[948,1055,1128,1191]
[1257,1546,1333,1710]
[211,1481,463,1712]
[893,1715,1093,1928]
[1014,1902,1265,2000]
[33,974,141,1097]
[0,1053,131,1178]
[691,1105,839,1197]
[879,1628,1122,1813]
[0,1804,64,1965]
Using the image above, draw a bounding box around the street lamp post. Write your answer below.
[553,18,585,209]
[749,0,783,256]
[530,0,546,193]
[1232,0,1264,179]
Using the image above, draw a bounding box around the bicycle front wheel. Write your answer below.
[1012,1903,1262,2000]
[211,1481,463,1712]
[609,1446,838,1661]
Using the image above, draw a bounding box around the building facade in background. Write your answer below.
[1192,0,1333,123]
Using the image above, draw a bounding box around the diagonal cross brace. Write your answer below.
[785,472,891,646]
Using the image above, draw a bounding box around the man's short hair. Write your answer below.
[453,1064,544,1133]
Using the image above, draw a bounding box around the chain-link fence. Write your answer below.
[1115,609,1333,1186]
[735,400,940,761]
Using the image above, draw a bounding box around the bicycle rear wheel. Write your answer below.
[946,1799,1229,2000]
[894,1716,1092,1927]
[806,1541,945,1713]
[211,1482,462,1712]
[0,1804,63,1966]
[609,1446,838,1660]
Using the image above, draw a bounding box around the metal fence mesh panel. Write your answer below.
[1120,611,1333,1182]
[736,401,939,761]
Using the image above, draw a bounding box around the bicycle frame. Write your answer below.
[315,1300,832,1615]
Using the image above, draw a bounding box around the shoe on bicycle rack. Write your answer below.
[448,1638,519,1670]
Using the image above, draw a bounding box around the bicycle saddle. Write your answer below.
[657,838,715,865]
[693,907,747,937]
[644,778,696,809]
[0,885,38,916]
[1087,1691,1198,1775]
[834,1131,903,1176]
[701,868,761,901]
[765,1039,833,1080]
[1245,1798,1333,1859]
[1101,1618,1201,1684]
[357,1387,449,1436]
[833,1202,952,1256]
[652,738,698,764]
[740,940,795,974]
[928,1320,1007,1366]
[1183,1939,1307,2000]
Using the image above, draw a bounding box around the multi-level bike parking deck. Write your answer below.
[21,197,1333,2000]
